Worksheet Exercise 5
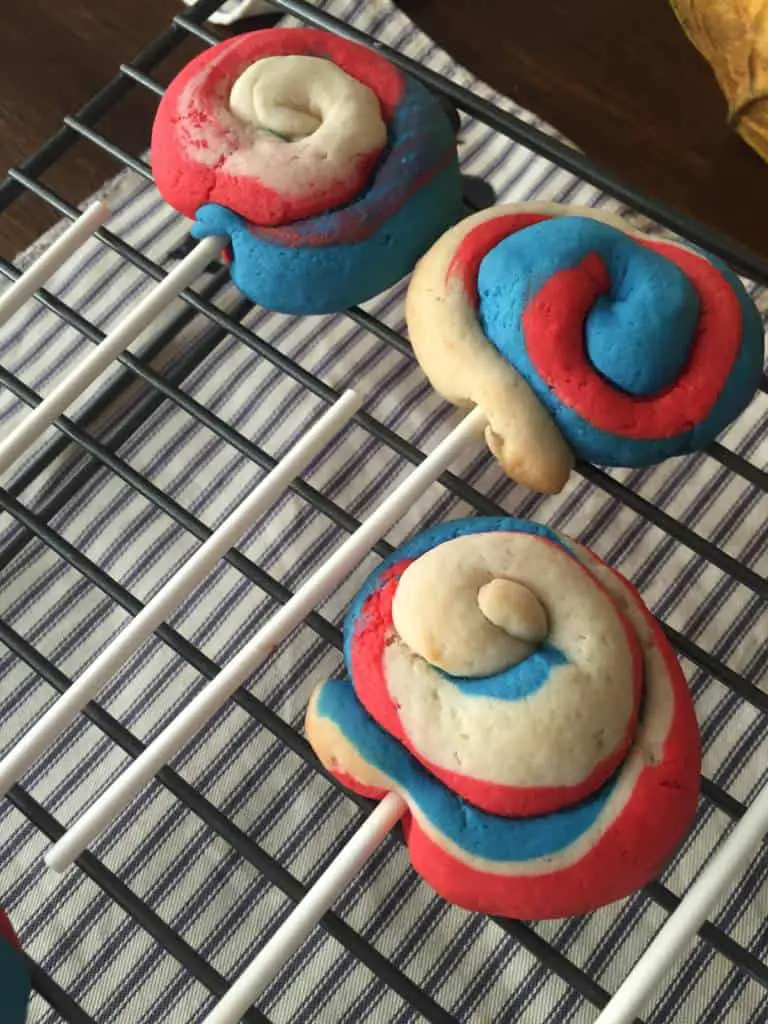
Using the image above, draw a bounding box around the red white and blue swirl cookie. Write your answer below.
[306,518,701,920]
[0,908,30,1024]
[151,28,463,314]
[405,203,765,493]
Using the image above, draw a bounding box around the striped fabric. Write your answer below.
[0,1,765,1022]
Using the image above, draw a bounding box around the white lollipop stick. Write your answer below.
[203,791,407,1024]
[0,233,225,482]
[0,390,360,799]
[180,0,275,26]
[44,407,486,872]
[596,780,768,1024]
[0,201,110,328]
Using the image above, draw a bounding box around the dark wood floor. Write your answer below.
[0,0,766,260]
[402,0,768,262]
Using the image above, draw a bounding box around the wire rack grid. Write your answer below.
[0,0,765,1022]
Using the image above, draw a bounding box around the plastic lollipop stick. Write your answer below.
[43,407,486,872]
[0,201,110,327]
[202,793,407,1024]
[0,233,225,482]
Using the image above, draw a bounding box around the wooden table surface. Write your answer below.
[0,0,766,262]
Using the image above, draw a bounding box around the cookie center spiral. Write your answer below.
[392,540,551,678]
[477,578,548,645]
[228,54,387,156]
[477,216,701,397]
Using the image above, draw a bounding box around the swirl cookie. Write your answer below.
[307,518,701,920]
[405,203,765,493]
[151,28,463,314]
[0,908,30,1024]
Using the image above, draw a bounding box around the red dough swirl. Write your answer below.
[151,28,402,226]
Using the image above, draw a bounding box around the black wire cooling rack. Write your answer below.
[0,0,766,1021]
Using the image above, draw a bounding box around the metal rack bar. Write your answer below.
[0,264,234,504]
[0,259,764,1010]
[707,443,768,491]
[23,955,96,1024]
[0,359,759,831]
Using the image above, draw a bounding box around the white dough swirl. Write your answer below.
[388,532,640,790]
[227,56,386,194]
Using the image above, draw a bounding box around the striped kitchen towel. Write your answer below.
[0,1,765,1022]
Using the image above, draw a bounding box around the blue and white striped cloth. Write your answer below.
[0,1,766,1021]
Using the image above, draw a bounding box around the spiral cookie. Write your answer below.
[307,518,701,920]
[0,908,30,1024]
[151,28,462,314]
[405,203,765,493]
